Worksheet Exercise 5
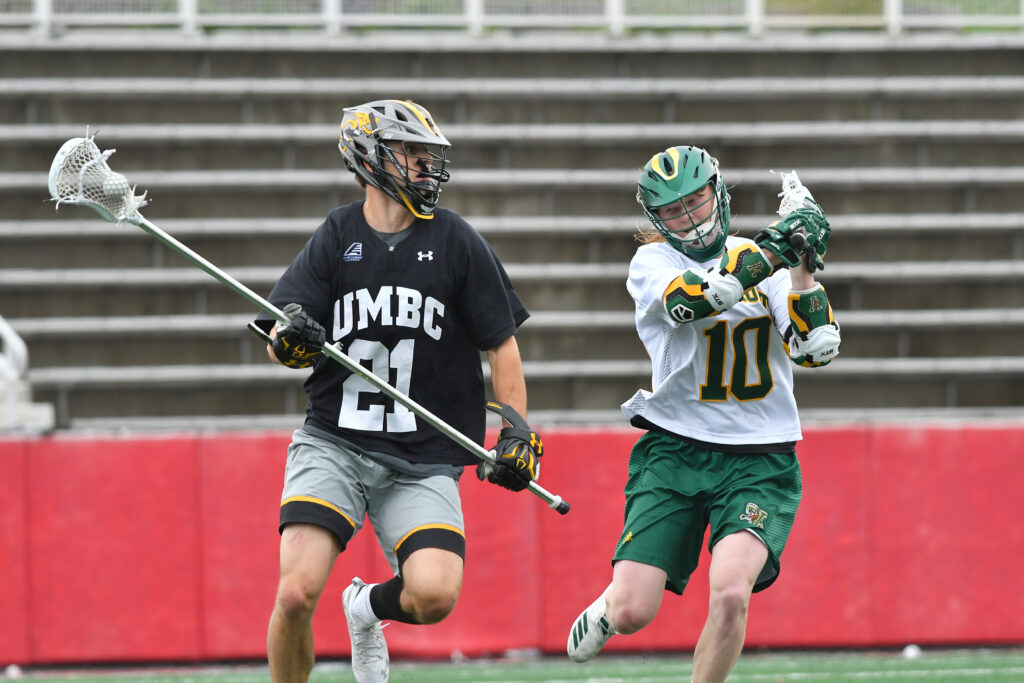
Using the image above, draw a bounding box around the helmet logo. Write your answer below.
[650,147,681,181]
[342,111,375,135]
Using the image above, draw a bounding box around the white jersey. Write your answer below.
[622,235,802,446]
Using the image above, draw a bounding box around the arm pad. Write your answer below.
[786,284,841,367]
[663,244,774,323]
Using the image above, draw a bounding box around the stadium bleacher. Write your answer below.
[1,30,1023,430]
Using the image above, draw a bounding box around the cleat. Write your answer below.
[567,590,615,663]
[342,577,389,683]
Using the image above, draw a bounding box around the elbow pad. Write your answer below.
[664,244,774,323]
[786,284,841,366]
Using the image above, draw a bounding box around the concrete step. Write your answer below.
[26,356,1024,429]
[3,260,1023,318]
[10,308,1024,368]
[8,120,1024,172]
[5,75,1024,125]
[5,34,1023,80]
[7,165,1024,220]
[64,405,1024,434]
[3,213,1020,269]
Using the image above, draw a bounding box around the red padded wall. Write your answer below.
[865,426,1024,644]
[0,439,30,662]
[197,432,288,658]
[25,435,204,662]
[3,423,1024,664]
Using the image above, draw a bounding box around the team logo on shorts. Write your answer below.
[739,503,768,529]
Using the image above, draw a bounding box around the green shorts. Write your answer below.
[612,431,802,595]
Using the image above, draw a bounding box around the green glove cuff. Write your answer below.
[718,243,773,289]
[664,269,718,323]
[788,284,834,337]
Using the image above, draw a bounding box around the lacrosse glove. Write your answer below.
[477,401,544,492]
[272,303,326,369]
[754,207,830,272]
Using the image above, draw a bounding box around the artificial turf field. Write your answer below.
[17,649,1024,682]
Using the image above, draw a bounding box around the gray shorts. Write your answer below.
[280,427,466,574]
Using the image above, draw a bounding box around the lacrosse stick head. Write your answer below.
[48,134,148,224]
[776,170,820,218]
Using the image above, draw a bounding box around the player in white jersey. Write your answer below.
[567,146,840,682]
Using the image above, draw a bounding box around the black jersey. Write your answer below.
[259,202,528,466]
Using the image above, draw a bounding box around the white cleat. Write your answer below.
[567,590,615,663]
[342,577,389,683]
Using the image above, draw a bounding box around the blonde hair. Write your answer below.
[635,223,665,245]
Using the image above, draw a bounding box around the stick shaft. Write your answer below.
[133,215,568,513]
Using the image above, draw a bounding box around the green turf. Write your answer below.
[16,648,1024,682]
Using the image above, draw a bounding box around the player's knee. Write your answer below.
[274,578,321,623]
[607,596,657,635]
[708,584,752,626]
[406,585,459,624]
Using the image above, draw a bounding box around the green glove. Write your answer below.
[754,207,830,272]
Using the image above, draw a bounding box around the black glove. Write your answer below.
[476,401,544,492]
[271,303,326,369]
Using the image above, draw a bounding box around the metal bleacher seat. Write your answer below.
[1,31,1023,429]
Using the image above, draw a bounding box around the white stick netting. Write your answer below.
[48,134,148,223]
[775,169,819,218]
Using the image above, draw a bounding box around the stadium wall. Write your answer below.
[2,424,1022,664]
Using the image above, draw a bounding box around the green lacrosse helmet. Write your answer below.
[636,145,731,260]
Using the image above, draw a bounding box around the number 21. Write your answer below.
[338,338,416,432]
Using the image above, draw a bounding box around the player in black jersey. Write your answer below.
[257,100,543,683]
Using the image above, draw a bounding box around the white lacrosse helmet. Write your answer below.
[338,99,451,219]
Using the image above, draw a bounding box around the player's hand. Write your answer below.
[476,401,543,492]
[754,207,830,272]
[272,303,326,369]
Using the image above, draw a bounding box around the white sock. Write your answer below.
[350,582,379,626]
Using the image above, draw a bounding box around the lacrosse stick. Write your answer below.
[48,133,569,515]
[774,170,822,250]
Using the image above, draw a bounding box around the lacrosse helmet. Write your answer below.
[637,145,731,260]
[338,100,451,219]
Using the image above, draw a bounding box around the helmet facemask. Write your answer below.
[643,186,726,257]
[338,100,451,219]
[375,140,450,215]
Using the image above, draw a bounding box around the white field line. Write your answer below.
[510,669,1024,683]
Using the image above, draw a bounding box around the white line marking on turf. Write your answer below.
[489,668,1024,683]
[726,667,1024,680]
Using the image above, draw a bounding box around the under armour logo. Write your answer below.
[417,251,434,261]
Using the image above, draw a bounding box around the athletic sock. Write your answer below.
[369,575,419,624]
[347,581,379,628]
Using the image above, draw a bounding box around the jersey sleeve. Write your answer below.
[455,222,529,350]
[627,244,690,327]
[255,217,337,332]
[759,267,795,339]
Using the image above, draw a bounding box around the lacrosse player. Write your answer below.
[567,146,840,682]
[256,100,543,683]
